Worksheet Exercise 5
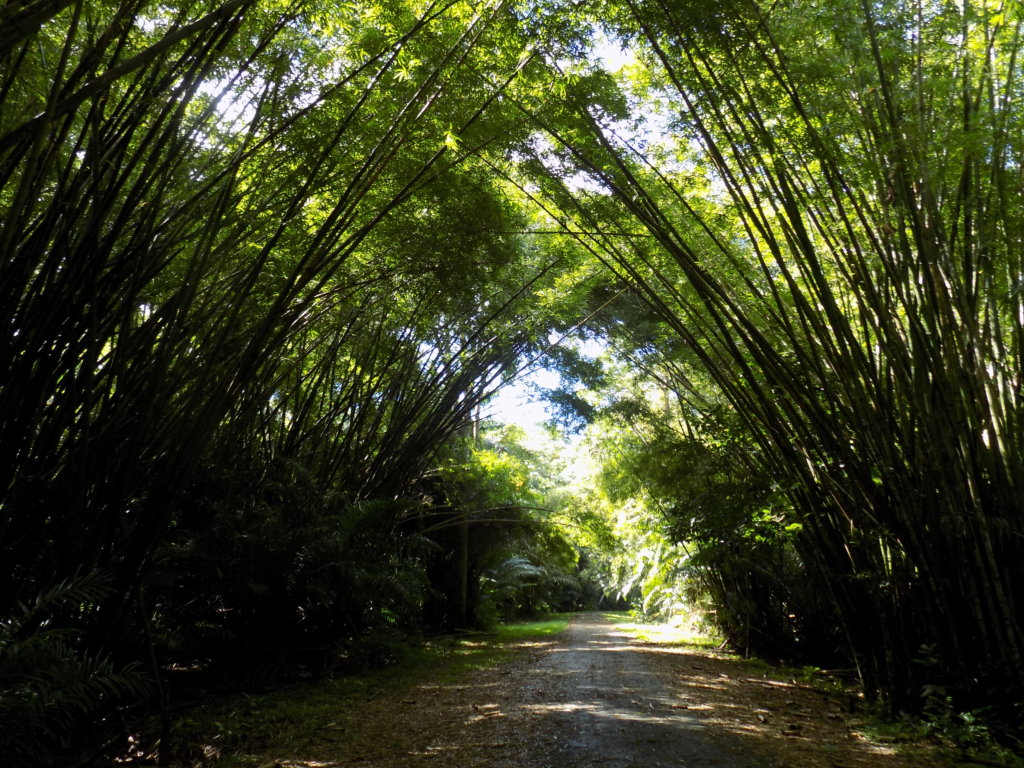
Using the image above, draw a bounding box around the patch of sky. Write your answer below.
[136,5,175,35]
[592,28,640,74]
[192,76,261,145]
[483,333,608,445]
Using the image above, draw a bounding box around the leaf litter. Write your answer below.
[197,614,953,768]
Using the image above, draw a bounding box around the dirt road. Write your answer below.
[262,613,944,768]
[466,613,771,768]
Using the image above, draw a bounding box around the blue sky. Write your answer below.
[483,335,608,439]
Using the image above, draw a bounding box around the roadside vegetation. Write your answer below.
[128,615,573,766]
[609,615,1024,768]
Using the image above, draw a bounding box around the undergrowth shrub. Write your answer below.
[0,571,150,766]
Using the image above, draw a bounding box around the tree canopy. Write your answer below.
[2,0,1023,762]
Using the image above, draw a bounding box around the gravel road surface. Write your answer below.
[327,613,771,767]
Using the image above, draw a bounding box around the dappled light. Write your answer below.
[2,0,1022,764]
[216,616,942,768]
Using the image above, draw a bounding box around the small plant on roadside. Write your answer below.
[921,692,994,750]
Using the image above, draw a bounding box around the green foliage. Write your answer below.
[483,546,582,620]
[153,458,436,681]
[0,572,150,766]
[0,0,582,759]
[539,399,696,620]
[518,0,1024,736]
[424,424,593,628]
[5,0,1024,758]
[534,339,848,659]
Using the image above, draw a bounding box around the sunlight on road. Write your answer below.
[524,700,698,727]
[229,615,943,768]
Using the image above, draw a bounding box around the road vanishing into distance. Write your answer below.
[315,614,772,768]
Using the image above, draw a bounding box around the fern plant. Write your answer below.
[0,572,150,766]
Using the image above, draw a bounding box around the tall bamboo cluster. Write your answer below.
[0,1,560,757]
[531,0,1024,719]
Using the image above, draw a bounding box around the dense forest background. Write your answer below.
[2,0,1023,764]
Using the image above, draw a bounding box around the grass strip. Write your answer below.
[153,614,573,765]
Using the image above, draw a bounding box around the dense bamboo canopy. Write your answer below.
[1,0,1022,763]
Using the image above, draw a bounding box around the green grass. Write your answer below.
[494,612,572,641]
[429,612,573,682]
[152,614,574,766]
[602,611,721,648]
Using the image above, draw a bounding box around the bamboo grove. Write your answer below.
[0,1,579,761]
[519,0,1024,732]
[2,0,1023,762]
